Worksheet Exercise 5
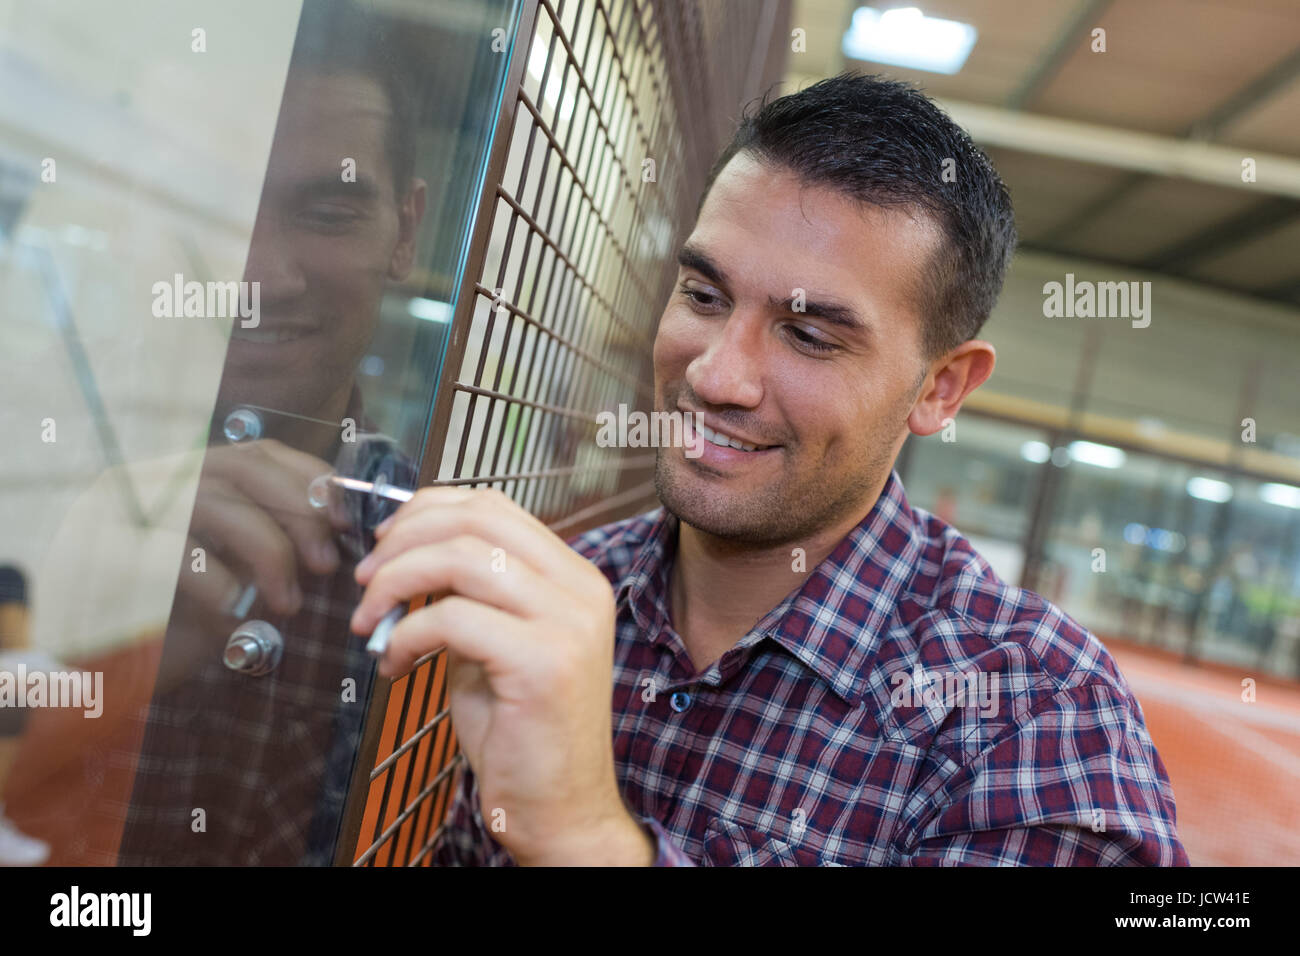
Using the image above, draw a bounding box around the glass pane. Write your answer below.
[0,0,519,865]
[1035,447,1300,680]
[900,416,1049,585]
[1197,477,1300,673]
[1038,448,1189,642]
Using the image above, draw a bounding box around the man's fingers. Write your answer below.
[378,596,531,678]
[237,437,335,488]
[350,536,551,635]
[359,488,597,600]
[371,486,482,540]
[178,534,243,615]
[357,497,567,586]
[191,480,302,614]
[206,441,340,574]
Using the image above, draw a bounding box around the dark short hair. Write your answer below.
[700,72,1017,359]
[287,0,416,197]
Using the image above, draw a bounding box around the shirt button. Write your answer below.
[669,691,692,713]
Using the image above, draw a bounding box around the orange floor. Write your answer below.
[1106,641,1300,866]
[8,635,1296,867]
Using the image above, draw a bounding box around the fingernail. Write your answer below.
[374,515,394,537]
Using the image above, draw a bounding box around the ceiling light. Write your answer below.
[1260,483,1300,510]
[1019,440,1051,463]
[1186,476,1233,503]
[407,297,453,323]
[1068,441,1126,469]
[842,6,978,75]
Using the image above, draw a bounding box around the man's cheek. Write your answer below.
[310,245,392,280]
[651,325,685,378]
[302,259,389,311]
[656,312,706,371]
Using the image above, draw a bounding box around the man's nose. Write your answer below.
[242,212,307,300]
[684,310,764,409]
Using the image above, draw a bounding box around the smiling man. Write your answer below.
[357,73,1188,866]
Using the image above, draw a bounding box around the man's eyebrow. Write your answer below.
[677,243,871,336]
[291,174,381,202]
[769,293,871,335]
[676,244,728,286]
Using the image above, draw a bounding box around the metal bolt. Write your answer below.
[223,407,263,443]
[223,620,283,676]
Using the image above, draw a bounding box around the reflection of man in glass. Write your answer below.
[216,24,424,456]
[119,0,425,865]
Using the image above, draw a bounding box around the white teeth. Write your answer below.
[695,420,765,452]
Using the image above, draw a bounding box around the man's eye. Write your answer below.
[301,204,358,227]
[679,285,723,311]
[786,325,838,354]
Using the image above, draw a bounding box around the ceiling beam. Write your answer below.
[1018,240,1300,311]
[939,98,1300,199]
[1035,174,1145,247]
[995,43,1300,246]
[1189,45,1300,141]
[1005,0,1113,111]
[1141,198,1300,272]
[1264,275,1300,303]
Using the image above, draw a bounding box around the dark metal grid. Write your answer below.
[351,0,776,866]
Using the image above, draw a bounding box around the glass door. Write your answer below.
[0,0,520,865]
[899,415,1051,586]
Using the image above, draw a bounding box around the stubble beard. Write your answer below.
[652,434,895,549]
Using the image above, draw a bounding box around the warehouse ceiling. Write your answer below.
[783,0,1300,308]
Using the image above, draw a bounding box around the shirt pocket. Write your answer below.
[702,817,842,867]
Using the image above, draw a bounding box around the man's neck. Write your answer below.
[668,481,887,674]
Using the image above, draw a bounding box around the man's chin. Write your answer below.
[655,451,884,548]
[655,456,788,543]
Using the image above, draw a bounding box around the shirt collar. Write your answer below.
[615,507,677,636]
[762,470,921,706]
[617,470,921,707]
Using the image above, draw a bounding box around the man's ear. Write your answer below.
[388,177,428,281]
[907,340,996,436]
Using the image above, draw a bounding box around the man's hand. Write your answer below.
[349,487,653,866]
[180,439,347,620]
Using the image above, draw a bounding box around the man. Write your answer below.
[352,73,1188,866]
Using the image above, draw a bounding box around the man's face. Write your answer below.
[653,151,942,546]
[220,69,416,417]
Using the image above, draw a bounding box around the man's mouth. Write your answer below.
[230,325,319,344]
[681,412,779,454]
[693,420,772,452]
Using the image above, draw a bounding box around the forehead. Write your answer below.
[264,70,392,185]
[689,152,942,334]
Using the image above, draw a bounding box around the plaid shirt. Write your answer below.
[431,469,1189,866]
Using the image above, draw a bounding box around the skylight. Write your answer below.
[842,6,978,75]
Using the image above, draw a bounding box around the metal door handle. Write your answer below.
[223,620,283,676]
